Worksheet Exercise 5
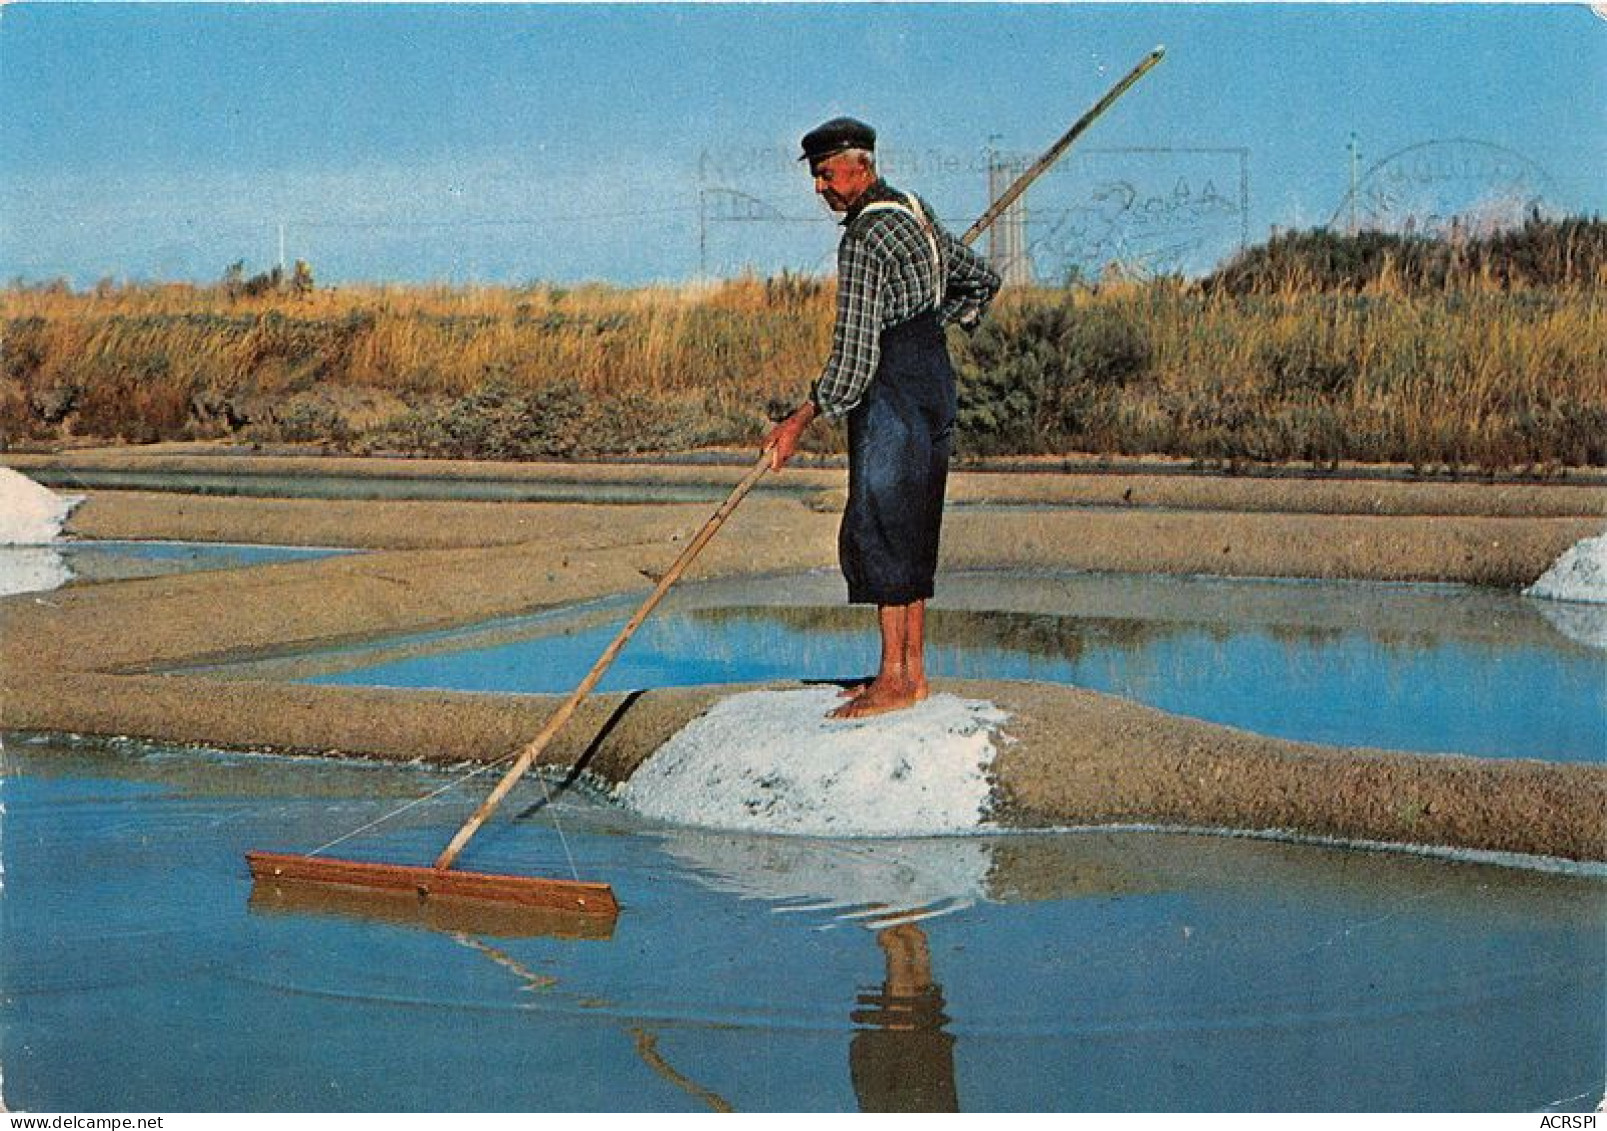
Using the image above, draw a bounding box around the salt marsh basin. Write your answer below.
[1,451,1604,1111]
[3,736,1602,1112]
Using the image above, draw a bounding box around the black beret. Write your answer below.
[799,117,876,163]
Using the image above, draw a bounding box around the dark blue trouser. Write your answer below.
[840,311,957,606]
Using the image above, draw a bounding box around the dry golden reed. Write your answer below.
[3,255,1603,469]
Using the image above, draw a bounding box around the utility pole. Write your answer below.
[278,222,287,275]
[1348,134,1361,236]
[697,190,707,281]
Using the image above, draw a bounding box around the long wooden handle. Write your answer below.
[434,451,772,871]
[960,46,1166,248]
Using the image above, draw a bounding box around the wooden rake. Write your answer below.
[247,451,774,919]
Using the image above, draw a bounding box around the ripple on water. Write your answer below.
[4,739,1603,1111]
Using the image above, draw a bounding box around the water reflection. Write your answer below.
[0,545,73,596]
[850,924,959,1112]
[641,823,1603,1112]
[7,737,1602,1112]
[1533,597,1607,651]
[651,832,990,926]
[629,1028,735,1113]
[248,876,617,940]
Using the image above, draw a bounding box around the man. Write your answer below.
[763,117,1001,720]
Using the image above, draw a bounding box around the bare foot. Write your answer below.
[828,677,927,720]
[838,679,930,701]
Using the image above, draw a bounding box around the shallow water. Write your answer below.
[2,737,1601,1113]
[64,540,352,582]
[275,571,1606,764]
[0,539,352,593]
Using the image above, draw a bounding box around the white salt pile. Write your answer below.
[1524,531,1607,650]
[616,686,1011,837]
[1524,531,1607,606]
[0,467,81,545]
[0,467,83,597]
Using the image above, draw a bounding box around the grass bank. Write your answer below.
[5,221,1603,472]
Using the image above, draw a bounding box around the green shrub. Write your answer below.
[370,379,597,460]
[261,396,354,446]
[957,297,1153,454]
[1207,217,1607,294]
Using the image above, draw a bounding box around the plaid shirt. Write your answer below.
[810,180,1002,420]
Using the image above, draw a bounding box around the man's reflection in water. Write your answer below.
[849,923,959,1112]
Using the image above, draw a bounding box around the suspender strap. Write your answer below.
[857,199,946,307]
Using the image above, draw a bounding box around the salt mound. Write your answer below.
[0,468,83,597]
[1523,533,1607,651]
[1525,531,1607,606]
[616,686,1010,837]
[0,467,82,545]
[1525,532,1607,650]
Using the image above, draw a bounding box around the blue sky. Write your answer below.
[2,2,1603,286]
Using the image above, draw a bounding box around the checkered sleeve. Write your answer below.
[936,223,1002,329]
[810,230,887,420]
